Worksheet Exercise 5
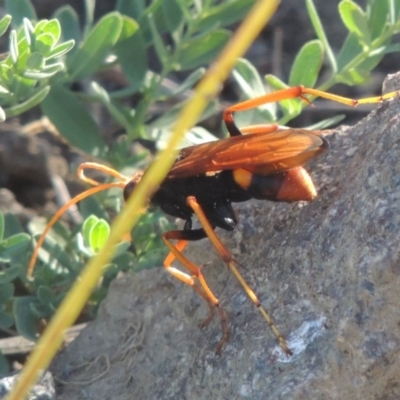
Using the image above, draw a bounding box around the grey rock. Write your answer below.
[0,371,55,400]
[51,73,400,400]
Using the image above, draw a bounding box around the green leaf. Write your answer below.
[23,63,64,79]
[91,82,131,130]
[3,214,23,238]
[32,20,46,37]
[79,196,108,221]
[0,311,14,331]
[367,0,390,40]
[23,18,35,48]
[356,52,386,74]
[40,85,106,156]
[233,58,266,98]
[68,12,123,80]
[0,283,14,304]
[83,0,95,30]
[34,33,56,56]
[232,59,276,121]
[339,0,371,46]
[112,252,135,274]
[30,300,54,319]
[15,47,31,72]
[336,32,363,71]
[37,286,56,308]
[390,0,400,24]
[306,0,337,72]
[162,0,183,33]
[46,39,75,59]
[13,296,39,341]
[156,68,205,99]
[89,219,110,253]
[0,15,12,37]
[289,40,324,87]
[177,29,231,70]
[54,6,81,54]
[4,85,50,118]
[9,30,19,63]
[151,99,213,131]
[116,0,145,19]
[0,212,4,241]
[336,68,369,85]
[148,15,170,65]
[0,233,31,258]
[113,241,131,259]
[135,248,166,271]
[193,0,254,32]
[374,42,400,55]
[40,19,61,43]
[5,0,36,28]
[133,4,168,46]
[25,52,44,70]
[36,237,74,272]
[0,266,23,284]
[114,17,146,93]
[82,215,99,247]
[0,81,9,95]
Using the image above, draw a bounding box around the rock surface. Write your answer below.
[0,371,55,400]
[51,73,400,399]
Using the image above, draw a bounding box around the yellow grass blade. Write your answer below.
[7,1,281,398]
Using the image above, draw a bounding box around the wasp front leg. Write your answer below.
[162,229,230,355]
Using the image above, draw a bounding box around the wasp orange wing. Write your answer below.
[168,129,327,178]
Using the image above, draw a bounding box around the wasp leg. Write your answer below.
[185,196,293,356]
[162,230,229,355]
[224,85,400,137]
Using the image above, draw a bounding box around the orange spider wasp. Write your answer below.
[28,85,399,356]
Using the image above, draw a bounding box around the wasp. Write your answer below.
[28,85,398,356]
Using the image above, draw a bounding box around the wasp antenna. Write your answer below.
[77,162,130,186]
[27,181,126,278]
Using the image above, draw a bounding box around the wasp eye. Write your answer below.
[123,180,136,201]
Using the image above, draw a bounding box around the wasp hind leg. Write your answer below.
[162,230,230,355]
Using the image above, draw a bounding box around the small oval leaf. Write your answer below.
[89,219,110,253]
[339,0,371,45]
[114,17,145,93]
[4,85,50,118]
[82,215,99,247]
[0,265,23,284]
[177,30,231,70]
[5,0,36,28]
[40,85,106,156]
[289,40,323,87]
[67,12,123,80]
[0,283,14,304]
[0,212,4,241]
[0,15,12,37]
[13,296,39,341]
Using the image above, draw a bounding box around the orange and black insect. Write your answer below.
[28,85,399,356]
